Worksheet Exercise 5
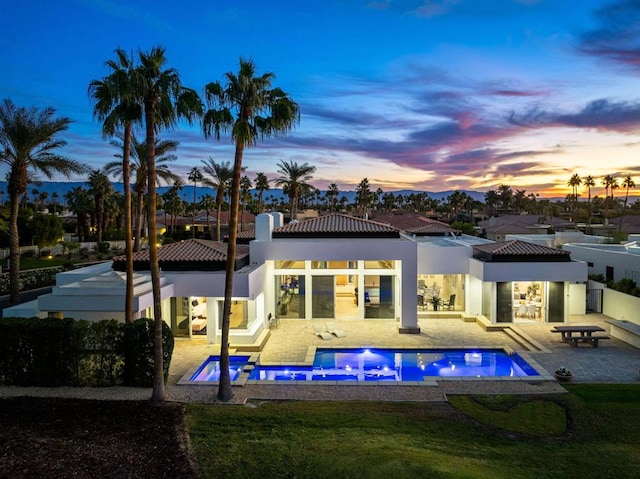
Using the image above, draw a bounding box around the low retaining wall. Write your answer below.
[605,319,640,349]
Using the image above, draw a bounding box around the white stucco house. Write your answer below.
[4,212,588,347]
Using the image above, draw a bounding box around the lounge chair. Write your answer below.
[326,321,347,338]
[312,324,332,340]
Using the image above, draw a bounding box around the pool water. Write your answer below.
[190,355,251,382]
[248,349,539,382]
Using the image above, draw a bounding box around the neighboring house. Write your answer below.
[478,215,575,242]
[563,239,640,284]
[4,213,588,346]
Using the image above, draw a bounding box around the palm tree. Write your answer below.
[567,173,581,225]
[326,183,339,212]
[88,169,113,244]
[188,167,203,238]
[240,175,253,231]
[201,158,234,241]
[355,178,373,216]
[0,99,87,304]
[583,175,595,232]
[105,134,180,251]
[274,160,315,221]
[254,172,270,213]
[619,175,636,235]
[135,46,202,404]
[65,187,93,241]
[199,194,216,238]
[89,48,142,324]
[202,58,299,401]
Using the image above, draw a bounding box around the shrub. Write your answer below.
[0,317,174,388]
[96,241,111,254]
[119,319,174,387]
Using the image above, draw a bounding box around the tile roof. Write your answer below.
[406,222,460,235]
[224,229,256,244]
[112,239,249,272]
[272,213,400,238]
[472,240,571,262]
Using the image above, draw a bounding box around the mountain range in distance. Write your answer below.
[0,181,489,204]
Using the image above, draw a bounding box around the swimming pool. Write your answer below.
[189,348,539,383]
[248,349,539,381]
[190,355,251,382]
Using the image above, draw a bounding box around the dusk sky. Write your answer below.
[2,0,640,197]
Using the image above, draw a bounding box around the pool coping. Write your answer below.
[177,346,555,386]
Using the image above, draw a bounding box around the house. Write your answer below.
[4,212,588,346]
[563,237,640,284]
[478,215,575,241]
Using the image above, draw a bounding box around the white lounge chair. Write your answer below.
[326,321,347,338]
[312,324,332,340]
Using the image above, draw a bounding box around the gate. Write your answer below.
[586,289,603,313]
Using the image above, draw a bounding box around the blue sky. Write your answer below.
[2,0,640,197]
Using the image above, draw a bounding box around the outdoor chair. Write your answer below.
[312,324,332,340]
[326,321,347,338]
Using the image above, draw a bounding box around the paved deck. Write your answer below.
[2,313,637,404]
[164,313,640,403]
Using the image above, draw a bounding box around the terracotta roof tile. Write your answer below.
[473,240,571,262]
[407,223,460,235]
[112,239,249,271]
[273,213,400,238]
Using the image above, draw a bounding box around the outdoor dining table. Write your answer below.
[550,325,610,347]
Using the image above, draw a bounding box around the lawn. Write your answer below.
[186,384,640,479]
[2,385,639,479]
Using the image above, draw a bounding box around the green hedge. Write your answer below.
[0,317,173,387]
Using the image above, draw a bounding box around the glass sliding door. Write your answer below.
[312,275,334,318]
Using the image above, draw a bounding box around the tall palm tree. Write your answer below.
[202,58,299,401]
[135,46,202,404]
[567,173,581,225]
[105,134,180,251]
[583,175,595,232]
[326,183,339,212]
[254,172,270,213]
[240,175,252,231]
[0,99,87,304]
[88,169,114,244]
[274,160,315,221]
[201,158,234,241]
[188,167,203,238]
[65,187,93,241]
[89,48,142,324]
[199,194,216,238]
[619,175,636,235]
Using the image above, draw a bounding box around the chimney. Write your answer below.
[255,213,274,241]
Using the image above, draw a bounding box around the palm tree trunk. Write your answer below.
[218,142,244,402]
[8,192,21,305]
[134,192,144,252]
[123,123,134,323]
[145,104,166,404]
[216,201,222,242]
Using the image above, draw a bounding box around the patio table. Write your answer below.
[551,325,610,347]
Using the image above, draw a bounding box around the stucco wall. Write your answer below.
[563,243,640,283]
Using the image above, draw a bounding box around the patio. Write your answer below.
[166,313,640,403]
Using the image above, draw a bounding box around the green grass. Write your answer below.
[6,257,71,269]
[185,385,640,479]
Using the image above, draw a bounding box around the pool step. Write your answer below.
[232,329,271,352]
[503,327,548,352]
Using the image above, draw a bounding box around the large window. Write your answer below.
[312,260,356,269]
[364,275,394,318]
[276,275,305,318]
[417,274,464,312]
[312,276,334,318]
[275,260,305,269]
[364,260,394,269]
[218,300,248,329]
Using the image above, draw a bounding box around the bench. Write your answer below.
[563,335,610,347]
[605,319,640,349]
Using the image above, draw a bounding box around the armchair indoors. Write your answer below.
[441,294,456,310]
